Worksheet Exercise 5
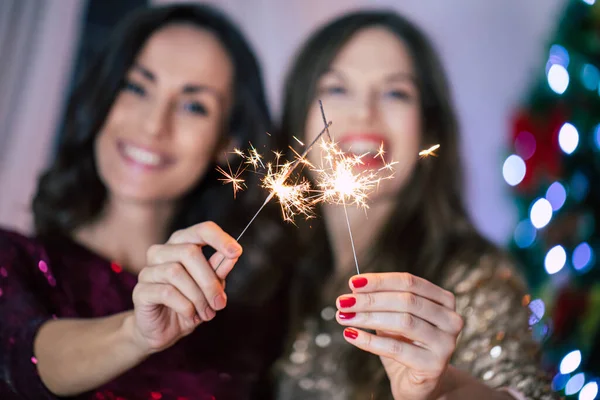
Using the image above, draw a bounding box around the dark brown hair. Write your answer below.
[281,10,498,398]
[32,4,295,303]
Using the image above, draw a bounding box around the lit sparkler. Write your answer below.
[214,122,332,272]
[216,100,440,276]
[310,103,437,275]
[310,107,397,275]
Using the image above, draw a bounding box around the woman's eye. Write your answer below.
[386,89,411,101]
[123,80,146,96]
[321,85,347,96]
[183,101,208,116]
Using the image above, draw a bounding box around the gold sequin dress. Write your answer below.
[276,256,559,399]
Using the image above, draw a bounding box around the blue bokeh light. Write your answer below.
[573,242,594,271]
[566,373,586,396]
[514,220,537,248]
[581,64,600,91]
[546,182,567,211]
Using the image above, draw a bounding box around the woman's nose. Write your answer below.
[143,97,173,138]
[352,90,378,124]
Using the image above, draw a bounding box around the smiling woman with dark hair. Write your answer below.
[0,4,293,399]
[276,10,556,400]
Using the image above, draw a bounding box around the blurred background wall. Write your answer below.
[0,0,565,244]
[0,0,86,232]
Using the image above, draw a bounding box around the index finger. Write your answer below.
[348,273,455,310]
[168,221,242,259]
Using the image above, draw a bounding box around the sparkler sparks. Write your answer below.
[262,162,313,222]
[419,144,441,158]
[216,158,246,199]
[375,142,386,161]
[312,140,395,209]
[215,101,440,276]
[293,136,305,146]
[245,143,265,169]
[213,122,332,272]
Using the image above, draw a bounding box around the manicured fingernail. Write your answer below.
[338,312,356,320]
[338,296,356,308]
[344,328,359,339]
[205,306,216,320]
[351,276,368,289]
[213,293,227,310]
[227,242,241,255]
[193,315,201,325]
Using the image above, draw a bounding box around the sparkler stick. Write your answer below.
[214,121,333,272]
[319,100,332,141]
[342,198,360,275]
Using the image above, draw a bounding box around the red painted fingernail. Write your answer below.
[344,328,359,339]
[338,312,356,320]
[339,296,356,308]
[351,276,368,288]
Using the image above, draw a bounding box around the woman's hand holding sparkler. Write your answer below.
[130,222,242,355]
[335,273,464,400]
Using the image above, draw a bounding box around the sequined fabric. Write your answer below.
[276,255,559,400]
[0,229,287,400]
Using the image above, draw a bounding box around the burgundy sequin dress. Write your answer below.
[0,228,288,400]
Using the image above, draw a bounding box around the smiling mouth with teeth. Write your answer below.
[117,140,170,170]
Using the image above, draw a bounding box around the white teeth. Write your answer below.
[340,140,382,155]
[123,144,163,166]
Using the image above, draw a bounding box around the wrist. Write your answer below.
[428,366,460,399]
[119,312,153,359]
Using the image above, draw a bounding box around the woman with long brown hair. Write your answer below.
[276,10,556,400]
[0,4,293,399]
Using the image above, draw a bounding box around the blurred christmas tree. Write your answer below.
[505,0,600,397]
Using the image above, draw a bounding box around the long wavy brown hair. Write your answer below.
[281,10,500,398]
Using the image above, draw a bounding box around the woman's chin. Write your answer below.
[107,185,180,207]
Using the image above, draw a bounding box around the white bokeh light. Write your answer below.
[503,155,526,186]
[580,382,598,400]
[490,345,502,358]
[530,198,553,229]
[545,245,567,275]
[582,0,595,5]
[559,123,579,154]
[560,350,582,374]
[548,64,570,94]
